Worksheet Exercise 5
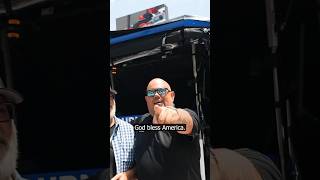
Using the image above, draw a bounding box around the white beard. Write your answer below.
[0,121,18,179]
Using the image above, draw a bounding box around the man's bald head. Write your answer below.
[146,78,172,91]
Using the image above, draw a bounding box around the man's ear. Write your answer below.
[170,91,175,100]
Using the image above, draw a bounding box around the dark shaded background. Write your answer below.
[213,0,320,179]
[0,0,108,174]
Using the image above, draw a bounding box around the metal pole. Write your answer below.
[285,99,300,180]
[192,43,200,116]
[297,23,305,118]
[273,67,287,180]
[191,42,206,180]
[265,0,288,178]
[110,66,114,89]
[0,25,14,88]
[1,0,14,89]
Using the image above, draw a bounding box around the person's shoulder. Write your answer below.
[13,170,28,180]
[131,113,151,125]
[211,148,264,180]
[183,108,200,123]
[116,117,134,131]
[116,117,132,126]
[183,108,197,115]
[234,148,282,180]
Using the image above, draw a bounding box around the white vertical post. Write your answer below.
[192,42,206,180]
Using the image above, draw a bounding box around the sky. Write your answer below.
[110,0,210,31]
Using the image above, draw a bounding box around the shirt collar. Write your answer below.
[111,116,121,136]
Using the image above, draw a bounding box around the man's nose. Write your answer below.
[154,92,161,98]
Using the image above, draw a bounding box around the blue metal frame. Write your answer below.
[110,19,210,45]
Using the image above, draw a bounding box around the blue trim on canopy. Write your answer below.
[110,19,210,45]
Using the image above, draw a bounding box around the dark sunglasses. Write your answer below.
[146,88,171,97]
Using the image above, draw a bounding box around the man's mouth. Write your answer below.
[154,102,164,106]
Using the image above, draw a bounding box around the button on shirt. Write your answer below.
[110,117,135,173]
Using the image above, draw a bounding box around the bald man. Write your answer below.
[132,78,202,180]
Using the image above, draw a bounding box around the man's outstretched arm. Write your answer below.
[153,105,195,135]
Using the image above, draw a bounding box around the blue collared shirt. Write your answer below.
[110,117,135,173]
